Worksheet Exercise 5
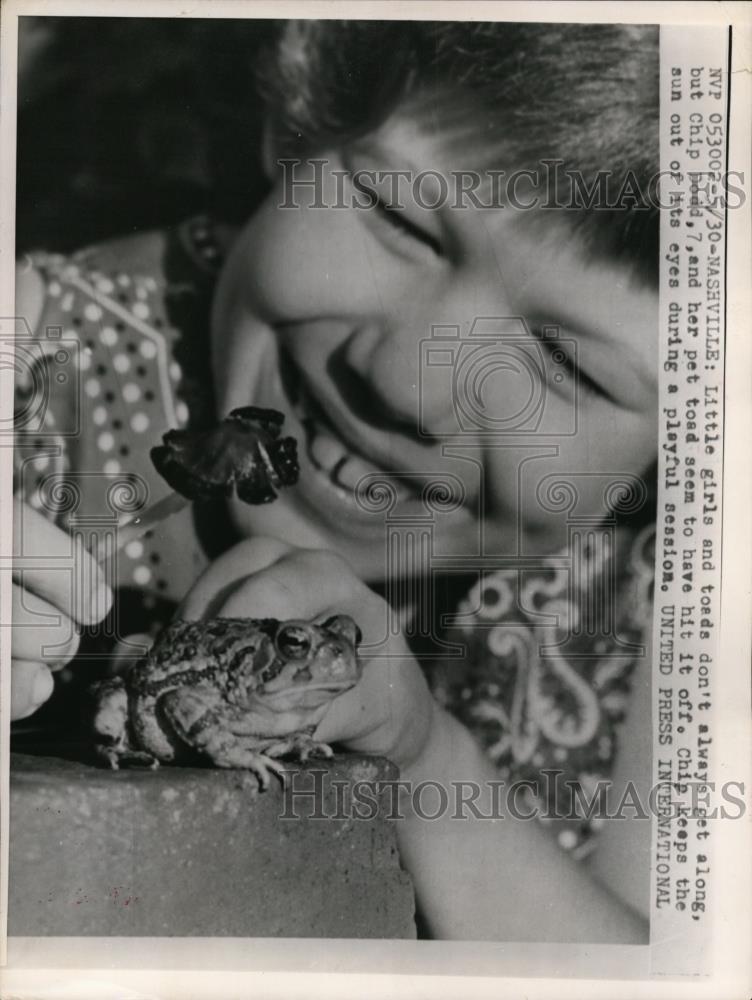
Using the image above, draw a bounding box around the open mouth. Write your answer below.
[259,680,354,701]
[278,347,417,506]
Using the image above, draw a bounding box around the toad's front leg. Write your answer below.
[160,688,287,788]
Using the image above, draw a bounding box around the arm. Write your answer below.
[180,538,649,943]
[398,703,648,943]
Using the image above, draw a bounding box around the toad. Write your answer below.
[92,615,362,787]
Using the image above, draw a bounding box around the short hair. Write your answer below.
[257,21,659,284]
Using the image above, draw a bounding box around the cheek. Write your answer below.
[227,180,378,323]
[214,205,298,330]
[482,405,657,546]
[210,325,277,426]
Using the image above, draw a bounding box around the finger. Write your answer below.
[179,536,296,620]
[11,660,54,721]
[217,548,365,622]
[12,583,80,666]
[12,498,112,625]
[314,683,384,747]
[314,653,401,745]
[316,654,433,764]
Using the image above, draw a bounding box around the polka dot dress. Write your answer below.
[14,218,220,623]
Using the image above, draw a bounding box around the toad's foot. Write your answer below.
[96,744,160,771]
[263,733,334,763]
[212,747,288,789]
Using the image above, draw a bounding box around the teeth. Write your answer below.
[290,368,415,503]
[333,454,409,501]
[307,419,348,475]
[333,453,374,491]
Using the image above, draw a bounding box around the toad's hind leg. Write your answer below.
[159,688,286,789]
[92,677,159,770]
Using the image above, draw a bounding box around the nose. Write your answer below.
[335,272,518,438]
[332,321,442,436]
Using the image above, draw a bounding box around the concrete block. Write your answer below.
[8,753,416,938]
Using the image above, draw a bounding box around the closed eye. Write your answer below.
[533,328,614,404]
[352,175,443,257]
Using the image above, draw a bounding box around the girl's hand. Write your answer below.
[179,537,437,771]
[10,498,113,720]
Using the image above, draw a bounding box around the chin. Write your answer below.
[228,495,390,583]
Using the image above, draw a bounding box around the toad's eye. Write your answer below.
[275,624,312,660]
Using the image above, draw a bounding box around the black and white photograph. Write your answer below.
[1,3,750,996]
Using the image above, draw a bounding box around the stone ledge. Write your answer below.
[8,753,416,938]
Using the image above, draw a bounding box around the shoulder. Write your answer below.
[14,218,223,478]
[16,216,223,323]
[19,227,171,308]
[15,229,172,353]
[15,221,219,417]
[72,228,170,283]
[69,217,229,292]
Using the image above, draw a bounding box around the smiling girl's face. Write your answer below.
[210,117,659,582]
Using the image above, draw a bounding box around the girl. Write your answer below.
[12,19,658,941]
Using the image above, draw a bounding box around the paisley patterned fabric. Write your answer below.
[428,524,655,856]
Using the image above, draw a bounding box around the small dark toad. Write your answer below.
[92,615,362,787]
